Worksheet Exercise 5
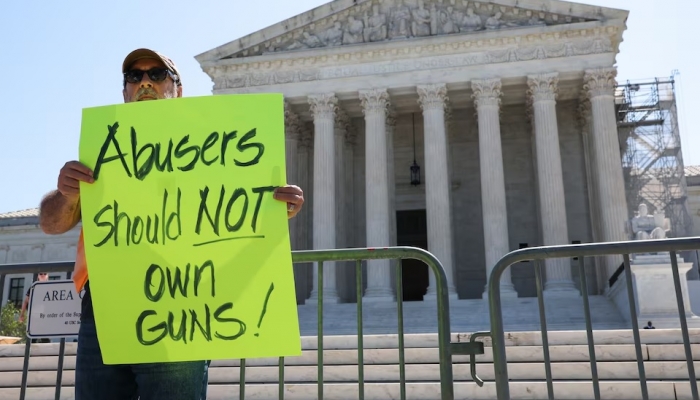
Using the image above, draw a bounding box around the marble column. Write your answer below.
[284,102,304,303]
[334,109,349,301]
[527,73,577,295]
[579,96,607,292]
[386,109,398,250]
[584,68,630,278]
[344,125,358,300]
[307,93,341,304]
[284,102,301,250]
[417,84,458,299]
[344,127,357,248]
[471,78,518,298]
[359,88,394,301]
[298,128,314,299]
[298,129,313,252]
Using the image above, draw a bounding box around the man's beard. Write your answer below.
[135,87,176,101]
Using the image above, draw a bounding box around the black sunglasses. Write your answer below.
[123,68,178,84]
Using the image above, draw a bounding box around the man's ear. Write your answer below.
[177,85,183,98]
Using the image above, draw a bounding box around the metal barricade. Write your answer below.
[476,237,700,400]
[241,247,456,400]
[1,247,456,400]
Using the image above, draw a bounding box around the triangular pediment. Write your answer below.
[195,0,628,62]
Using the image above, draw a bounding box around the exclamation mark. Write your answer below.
[254,282,275,337]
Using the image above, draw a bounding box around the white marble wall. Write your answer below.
[0,227,79,307]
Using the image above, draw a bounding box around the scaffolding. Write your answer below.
[615,75,692,238]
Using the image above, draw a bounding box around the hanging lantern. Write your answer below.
[410,113,421,186]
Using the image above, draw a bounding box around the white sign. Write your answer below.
[26,280,84,338]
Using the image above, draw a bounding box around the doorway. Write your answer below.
[396,209,430,301]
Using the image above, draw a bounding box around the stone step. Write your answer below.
[1,381,698,400]
[1,344,698,372]
[1,361,698,387]
[1,329,697,399]
[293,296,632,335]
[1,328,697,355]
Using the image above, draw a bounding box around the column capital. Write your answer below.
[444,104,453,129]
[471,78,502,109]
[583,68,617,98]
[359,88,390,115]
[344,125,357,145]
[308,93,338,120]
[334,108,351,134]
[527,73,559,103]
[385,107,398,128]
[417,84,449,111]
[299,129,314,150]
[578,93,593,130]
[284,101,301,141]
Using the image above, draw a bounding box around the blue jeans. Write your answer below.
[75,282,205,400]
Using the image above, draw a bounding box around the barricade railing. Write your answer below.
[479,237,700,400]
[0,247,457,400]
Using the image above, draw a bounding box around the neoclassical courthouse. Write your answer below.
[0,0,670,307]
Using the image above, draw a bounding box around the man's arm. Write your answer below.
[39,161,93,235]
[19,295,29,322]
[39,190,81,234]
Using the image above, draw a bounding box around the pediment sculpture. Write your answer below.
[262,0,592,55]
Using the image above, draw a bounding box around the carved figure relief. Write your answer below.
[485,11,502,29]
[411,0,432,37]
[325,22,344,46]
[246,0,596,57]
[390,0,412,39]
[364,5,388,42]
[286,31,323,50]
[344,16,365,44]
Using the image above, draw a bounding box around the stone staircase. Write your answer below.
[1,297,698,399]
[294,296,631,335]
[1,328,698,400]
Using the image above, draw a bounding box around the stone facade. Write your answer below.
[193,0,630,303]
[0,215,78,307]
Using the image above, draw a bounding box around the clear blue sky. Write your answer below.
[0,0,692,214]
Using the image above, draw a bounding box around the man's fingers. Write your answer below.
[274,186,304,206]
[62,167,94,183]
[274,193,304,203]
[60,164,94,183]
[65,161,93,177]
[60,179,81,190]
[58,185,80,196]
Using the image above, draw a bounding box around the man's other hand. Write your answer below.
[58,161,94,198]
[273,185,304,219]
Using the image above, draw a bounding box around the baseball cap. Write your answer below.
[122,48,182,86]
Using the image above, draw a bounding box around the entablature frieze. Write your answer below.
[206,23,619,91]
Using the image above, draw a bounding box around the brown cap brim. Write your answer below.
[122,48,182,86]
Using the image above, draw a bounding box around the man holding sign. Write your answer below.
[38,48,305,400]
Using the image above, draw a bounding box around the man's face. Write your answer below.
[38,273,48,282]
[122,58,182,103]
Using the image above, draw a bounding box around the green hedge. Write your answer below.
[0,302,26,344]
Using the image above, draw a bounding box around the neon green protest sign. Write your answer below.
[78,94,301,364]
